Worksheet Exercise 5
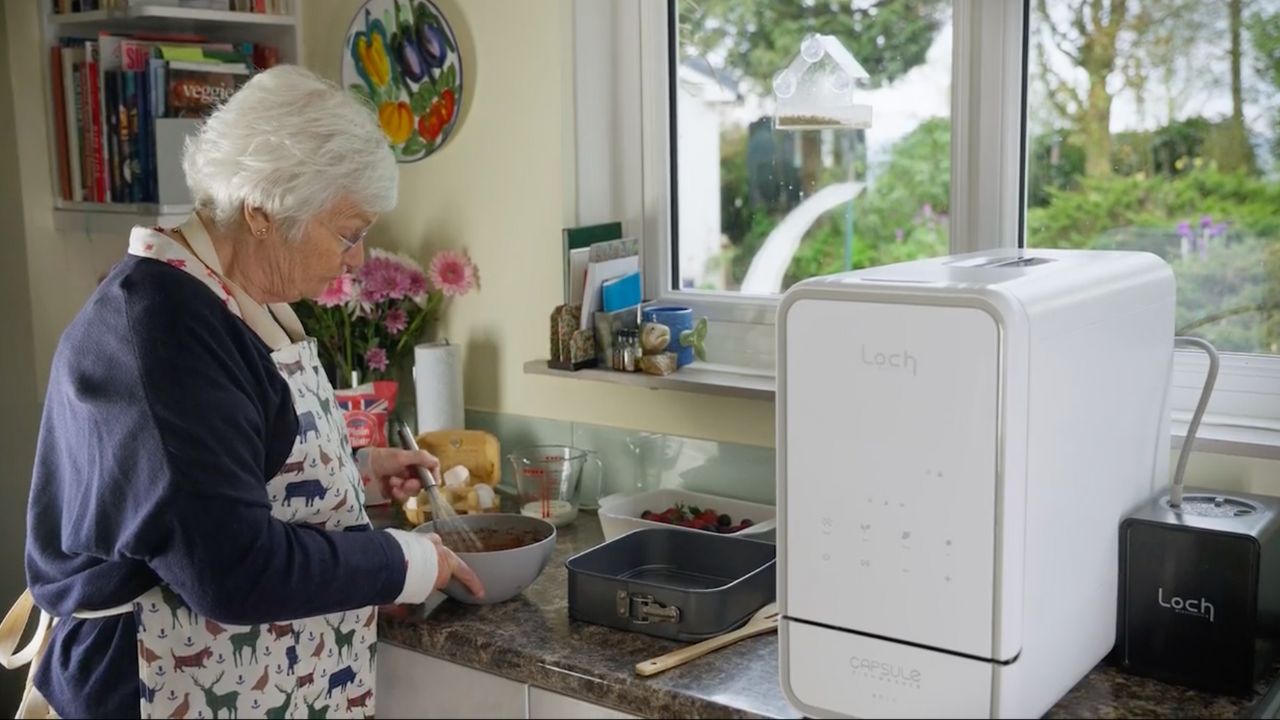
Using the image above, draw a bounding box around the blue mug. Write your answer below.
[642,306,694,367]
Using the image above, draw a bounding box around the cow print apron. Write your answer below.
[126,217,379,719]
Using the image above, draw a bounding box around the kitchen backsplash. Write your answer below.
[464,410,776,505]
[464,411,1277,508]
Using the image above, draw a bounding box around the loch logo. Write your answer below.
[1158,587,1215,622]
[861,346,918,377]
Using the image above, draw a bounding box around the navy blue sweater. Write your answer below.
[25,254,407,719]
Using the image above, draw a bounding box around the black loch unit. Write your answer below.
[1118,488,1280,695]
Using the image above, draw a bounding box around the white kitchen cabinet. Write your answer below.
[527,686,640,719]
[378,642,647,719]
[377,643,528,719]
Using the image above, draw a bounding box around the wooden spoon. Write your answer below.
[634,602,780,677]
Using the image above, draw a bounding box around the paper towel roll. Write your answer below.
[414,341,465,432]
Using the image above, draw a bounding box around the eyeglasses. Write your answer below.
[322,221,370,253]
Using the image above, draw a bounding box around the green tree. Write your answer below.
[1035,0,1133,178]
[1221,0,1257,172]
[783,118,951,288]
[679,0,949,90]
[1247,7,1280,158]
[1027,169,1280,352]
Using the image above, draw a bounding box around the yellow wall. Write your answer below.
[0,1,41,709]
[4,1,140,399]
[302,0,777,446]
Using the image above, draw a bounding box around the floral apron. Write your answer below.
[0,216,381,720]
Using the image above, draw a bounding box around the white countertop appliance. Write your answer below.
[776,249,1176,718]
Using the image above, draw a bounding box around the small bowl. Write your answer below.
[413,513,557,605]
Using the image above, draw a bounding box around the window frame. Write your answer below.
[567,0,1280,436]
[620,0,1030,356]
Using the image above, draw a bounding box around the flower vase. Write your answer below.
[390,359,417,432]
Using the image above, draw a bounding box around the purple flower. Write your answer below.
[1200,214,1213,229]
[383,308,408,335]
[357,256,400,303]
[919,203,934,221]
[1209,222,1228,238]
[406,270,428,299]
[894,228,905,242]
[1176,220,1192,238]
[365,346,389,372]
[357,248,430,304]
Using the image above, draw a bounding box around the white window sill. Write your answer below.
[1172,416,1280,461]
[526,360,1280,461]
[523,360,774,401]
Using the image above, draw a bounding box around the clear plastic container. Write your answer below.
[773,33,873,130]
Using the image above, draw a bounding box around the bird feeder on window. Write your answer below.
[772,33,872,130]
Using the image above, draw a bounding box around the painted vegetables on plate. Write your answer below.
[344,0,462,162]
[640,504,757,534]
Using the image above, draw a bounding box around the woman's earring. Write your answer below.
[255,227,268,237]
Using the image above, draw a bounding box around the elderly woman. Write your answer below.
[13,65,481,719]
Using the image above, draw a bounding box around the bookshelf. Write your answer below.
[49,6,298,30]
[41,2,303,235]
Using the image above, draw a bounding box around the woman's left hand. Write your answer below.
[357,447,436,503]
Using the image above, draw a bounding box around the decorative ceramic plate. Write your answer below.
[342,0,463,163]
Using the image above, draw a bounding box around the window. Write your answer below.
[669,0,956,297]
[1026,0,1280,358]
[573,0,1280,438]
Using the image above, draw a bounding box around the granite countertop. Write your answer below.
[372,507,1276,719]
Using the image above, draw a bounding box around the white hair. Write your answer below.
[182,64,398,241]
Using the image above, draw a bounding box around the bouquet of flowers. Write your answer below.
[293,247,479,388]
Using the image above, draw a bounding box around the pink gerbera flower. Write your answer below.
[383,307,408,335]
[317,274,355,307]
[365,346,389,372]
[428,250,478,297]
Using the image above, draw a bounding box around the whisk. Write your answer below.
[394,421,483,553]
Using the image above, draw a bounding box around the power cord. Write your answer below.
[1169,336,1220,508]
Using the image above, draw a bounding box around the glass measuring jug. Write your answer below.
[508,445,604,527]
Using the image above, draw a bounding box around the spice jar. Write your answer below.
[611,329,624,370]
[622,330,639,372]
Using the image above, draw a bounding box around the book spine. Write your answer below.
[76,62,91,201]
[50,47,71,201]
[134,70,148,203]
[125,72,141,202]
[148,58,165,119]
[115,72,129,202]
[86,42,106,203]
[146,70,157,203]
[65,53,84,201]
[104,71,121,203]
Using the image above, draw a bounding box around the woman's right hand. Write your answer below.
[423,533,485,598]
